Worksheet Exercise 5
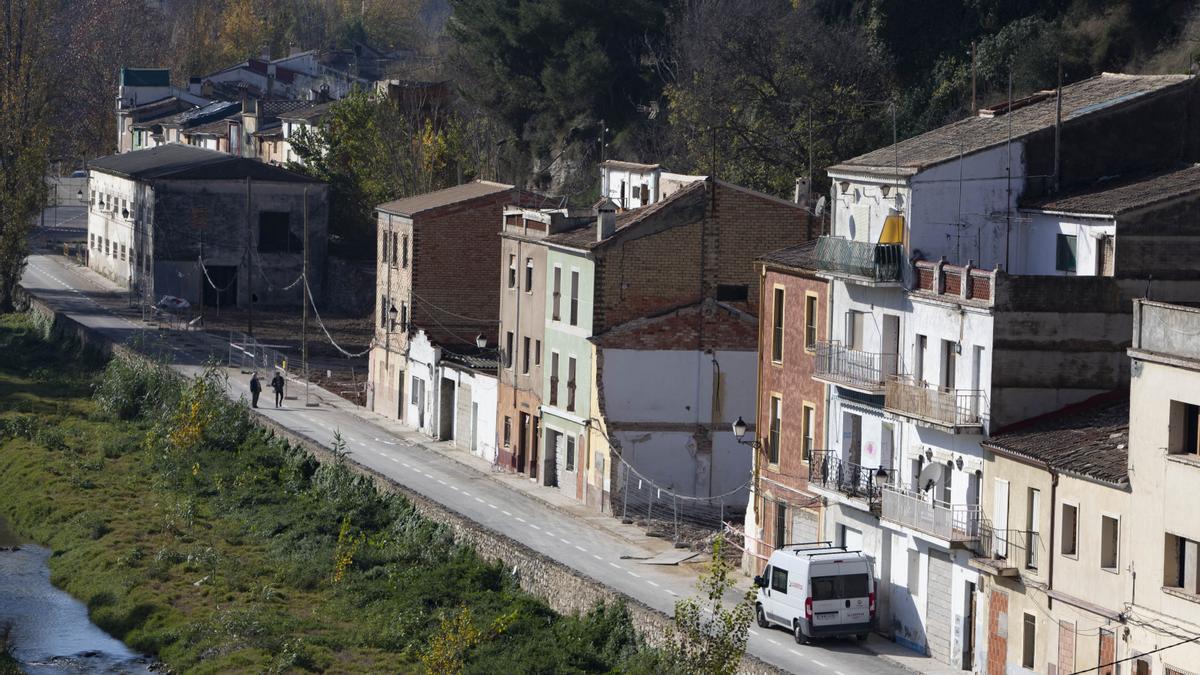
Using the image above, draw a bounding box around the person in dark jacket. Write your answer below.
[249,373,262,408]
[270,372,285,408]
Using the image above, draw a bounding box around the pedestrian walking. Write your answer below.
[271,371,285,408]
[249,373,262,408]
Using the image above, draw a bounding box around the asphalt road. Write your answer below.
[20,249,912,675]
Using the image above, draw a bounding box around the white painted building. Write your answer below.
[403,329,500,461]
[806,72,1199,670]
[589,300,758,513]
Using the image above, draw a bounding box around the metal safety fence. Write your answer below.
[227,331,291,375]
[612,461,749,549]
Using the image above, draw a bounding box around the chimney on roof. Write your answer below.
[793,177,811,206]
[595,198,617,242]
[188,76,202,97]
[261,45,271,62]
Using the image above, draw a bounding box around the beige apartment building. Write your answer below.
[977,395,1129,675]
[968,299,1200,675]
[1125,300,1200,675]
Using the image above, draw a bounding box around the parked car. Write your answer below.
[70,170,88,178]
[754,542,875,643]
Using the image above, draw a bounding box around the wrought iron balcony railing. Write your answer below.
[814,236,904,282]
[807,450,895,513]
[884,375,984,429]
[813,341,898,392]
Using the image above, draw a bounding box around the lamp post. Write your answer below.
[475,334,487,349]
[731,415,760,449]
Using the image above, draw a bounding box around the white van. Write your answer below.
[753,542,875,643]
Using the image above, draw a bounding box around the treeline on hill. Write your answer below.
[0,313,663,673]
[48,0,1200,215]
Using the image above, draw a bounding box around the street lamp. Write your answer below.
[475,334,487,349]
[387,304,398,330]
[731,415,760,449]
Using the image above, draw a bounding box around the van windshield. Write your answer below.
[811,573,870,600]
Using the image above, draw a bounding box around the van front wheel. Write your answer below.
[755,605,769,628]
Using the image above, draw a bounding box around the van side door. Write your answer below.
[766,564,790,623]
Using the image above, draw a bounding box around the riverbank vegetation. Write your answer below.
[0,314,660,673]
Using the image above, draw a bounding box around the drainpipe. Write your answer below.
[1047,466,1059,609]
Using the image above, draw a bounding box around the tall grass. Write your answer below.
[0,316,663,674]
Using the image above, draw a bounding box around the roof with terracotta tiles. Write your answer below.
[589,298,757,351]
[983,393,1129,486]
[542,179,708,251]
[376,181,516,217]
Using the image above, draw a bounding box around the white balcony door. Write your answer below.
[883,314,900,377]
[842,413,862,466]
[941,340,957,390]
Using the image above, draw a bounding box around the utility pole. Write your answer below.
[1053,56,1063,194]
[303,187,312,407]
[970,41,977,115]
[245,177,254,337]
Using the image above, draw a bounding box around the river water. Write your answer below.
[0,518,154,674]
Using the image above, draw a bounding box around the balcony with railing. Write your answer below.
[968,526,1041,577]
[884,375,984,432]
[807,450,895,514]
[813,341,898,393]
[813,236,905,283]
[881,486,981,545]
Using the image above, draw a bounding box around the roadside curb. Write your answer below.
[285,378,673,551]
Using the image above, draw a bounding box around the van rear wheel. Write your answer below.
[755,605,769,628]
[856,633,868,641]
[793,622,808,645]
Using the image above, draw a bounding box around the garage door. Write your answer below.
[926,549,953,663]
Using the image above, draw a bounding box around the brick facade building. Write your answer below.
[534,172,818,513]
[745,242,828,573]
[369,181,527,424]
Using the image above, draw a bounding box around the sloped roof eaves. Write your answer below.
[830,73,1193,175]
[983,396,1129,486]
[376,181,516,217]
[1021,164,1200,216]
[90,144,323,183]
[279,101,335,122]
[543,180,709,252]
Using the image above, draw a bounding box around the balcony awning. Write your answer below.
[879,213,904,245]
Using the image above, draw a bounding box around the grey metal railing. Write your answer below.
[884,375,984,427]
[881,486,981,542]
[808,450,895,512]
[814,236,904,282]
[814,341,898,391]
[974,525,1042,570]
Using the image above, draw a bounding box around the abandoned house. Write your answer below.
[86,144,328,311]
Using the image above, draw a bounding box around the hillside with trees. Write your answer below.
[47,0,1200,202]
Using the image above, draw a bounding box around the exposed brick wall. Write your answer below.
[987,589,1008,675]
[755,266,826,556]
[1058,619,1076,675]
[592,181,815,334]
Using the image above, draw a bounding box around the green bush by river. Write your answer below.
[0,314,660,673]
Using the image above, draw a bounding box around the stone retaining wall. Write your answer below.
[16,282,785,675]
